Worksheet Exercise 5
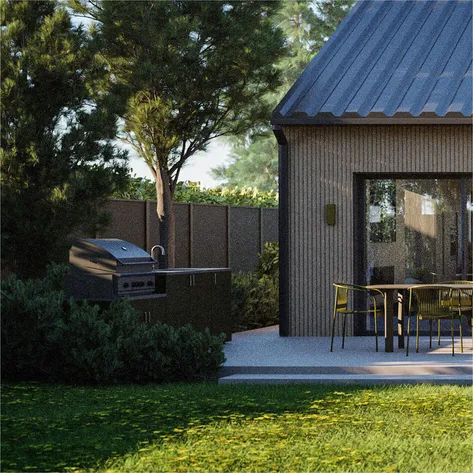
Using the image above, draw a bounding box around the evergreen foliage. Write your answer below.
[70,0,285,266]
[1,0,129,278]
[232,242,280,332]
[1,267,225,384]
[212,0,355,191]
[114,177,278,208]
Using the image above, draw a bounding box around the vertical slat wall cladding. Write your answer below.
[285,125,473,337]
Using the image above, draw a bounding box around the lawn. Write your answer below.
[2,382,472,473]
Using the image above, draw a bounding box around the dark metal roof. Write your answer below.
[272,0,473,125]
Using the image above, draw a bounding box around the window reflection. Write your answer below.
[365,178,472,284]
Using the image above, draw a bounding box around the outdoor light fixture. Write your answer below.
[326,204,336,225]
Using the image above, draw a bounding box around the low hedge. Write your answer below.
[1,266,225,384]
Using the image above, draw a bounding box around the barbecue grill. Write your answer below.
[67,239,159,300]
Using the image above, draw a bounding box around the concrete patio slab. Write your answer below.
[218,326,473,385]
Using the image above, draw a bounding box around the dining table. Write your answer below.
[365,283,473,352]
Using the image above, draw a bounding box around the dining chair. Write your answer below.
[406,285,463,356]
[442,281,473,344]
[330,283,386,352]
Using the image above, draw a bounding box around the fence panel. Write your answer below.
[191,204,228,268]
[98,199,278,273]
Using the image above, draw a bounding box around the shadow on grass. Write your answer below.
[2,381,367,472]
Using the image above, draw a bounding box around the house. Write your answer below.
[272,0,472,337]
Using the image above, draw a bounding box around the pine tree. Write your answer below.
[1,0,129,278]
[212,0,355,191]
[71,0,285,267]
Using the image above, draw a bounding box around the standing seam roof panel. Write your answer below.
[346,1,428,116]
[422,19,472,116]
[272,0,473,123]
[302,1,391,117]
[374,0,457,117]
[320,1,411,117]
[398,3,471,116]
[448,64,473,115]
[276,0,368,117]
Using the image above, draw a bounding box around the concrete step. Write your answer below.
[220,364,472,377]
[218,373,473,385]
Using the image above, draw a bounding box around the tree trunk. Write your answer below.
[155,167,175,268]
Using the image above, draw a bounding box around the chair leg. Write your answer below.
[406,315,411,356]
[438,320,441,345]
[460,320,463,353]
[429,320,432,348]
[451,318,455,357]
[330,310,337,352]
[416,316,419,353]
[374,314,378,353]
[342,314,347,349]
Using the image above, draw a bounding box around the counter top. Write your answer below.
[153,268,231,275]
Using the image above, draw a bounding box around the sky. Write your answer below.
[70,14,230,188]
[127,139,230,188]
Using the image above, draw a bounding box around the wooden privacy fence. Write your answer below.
[95,199,279,273]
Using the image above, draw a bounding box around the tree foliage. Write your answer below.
[114,178,278,208]
[70,0,285,266]
[1,0,129,278]
[212,0,355,191]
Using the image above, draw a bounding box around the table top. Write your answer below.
[366,283,473,290]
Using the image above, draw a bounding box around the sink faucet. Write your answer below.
[151,245,166,260]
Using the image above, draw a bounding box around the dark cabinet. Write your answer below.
[129,295,167,325]
[155,270,231,340]
[211,271,232,341]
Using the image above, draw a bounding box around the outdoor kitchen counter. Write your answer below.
[152,268,232,340]
[153,268,231,275]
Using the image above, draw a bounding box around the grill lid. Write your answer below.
[75,239,155,264]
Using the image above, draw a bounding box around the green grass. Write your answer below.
[2,382,472,472]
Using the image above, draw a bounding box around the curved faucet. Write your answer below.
[151,245,166,270]
[151,244,166,259]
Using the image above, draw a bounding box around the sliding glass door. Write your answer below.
[365,177,472,285]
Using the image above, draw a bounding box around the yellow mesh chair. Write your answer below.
[407,285,463,356]
[330,283,386,352]
[443,281,473,344]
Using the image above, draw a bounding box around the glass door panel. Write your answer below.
[365,178,472,285]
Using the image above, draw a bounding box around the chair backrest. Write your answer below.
[333,282,382,311]
[333,283,350,310]
[409,286,456,318]
[441,281,473,308]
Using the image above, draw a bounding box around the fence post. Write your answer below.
[259,207,264,254]
[145,200,150,252]
[226,205,231,268]
[189,203,194,267]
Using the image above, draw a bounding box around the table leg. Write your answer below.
[397,291,405,349]
[384,289,394,352]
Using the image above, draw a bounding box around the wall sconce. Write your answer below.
[326,204,336,225]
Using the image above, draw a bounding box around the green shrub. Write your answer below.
[255,241,279,278]
[1,270,225,384]
[232,243,280,332]
[1,275,65,379]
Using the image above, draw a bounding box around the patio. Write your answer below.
[219,326,473,385]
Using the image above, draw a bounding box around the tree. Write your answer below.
[212,0,355,191]
[1,0,129,278]
[70,0,285,267]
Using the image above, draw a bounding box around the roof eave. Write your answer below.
[271,115,473,126]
